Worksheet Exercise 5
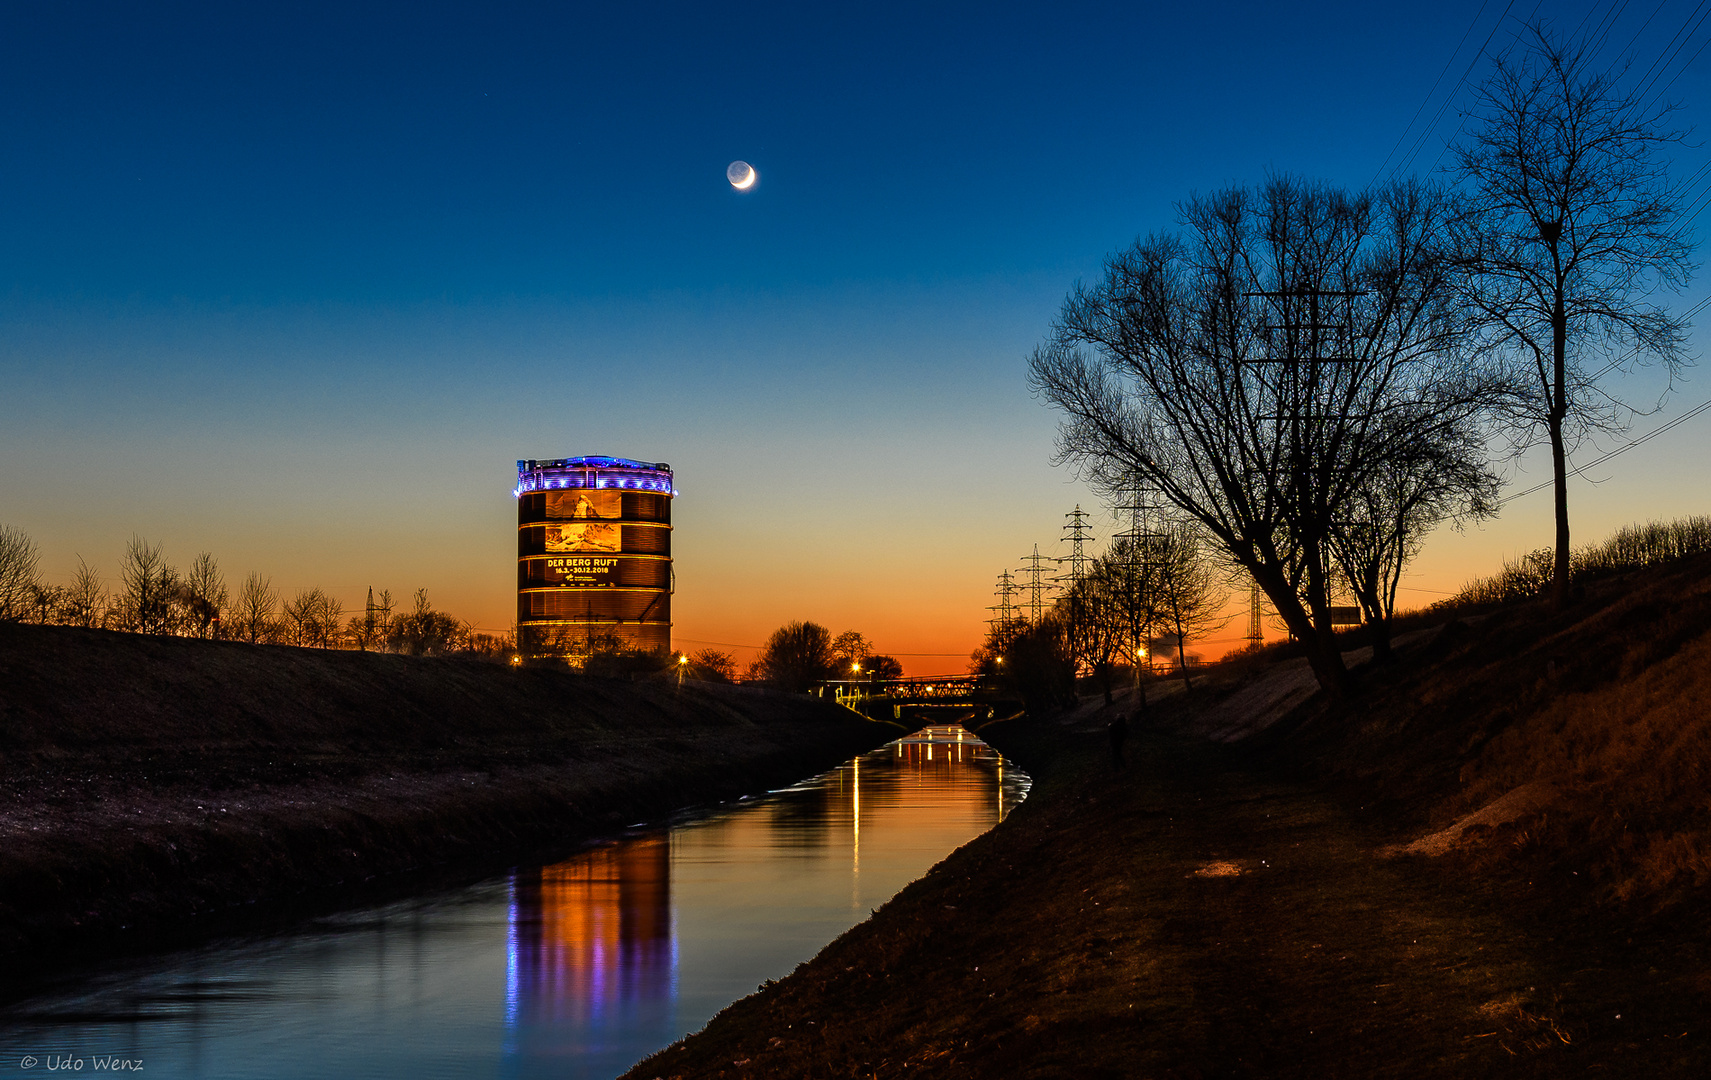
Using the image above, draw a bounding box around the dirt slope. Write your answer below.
[619,553,1711,1078]
[0,623,895,974]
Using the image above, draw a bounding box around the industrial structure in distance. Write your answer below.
[514,456,674,658]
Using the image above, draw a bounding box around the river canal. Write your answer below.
[0,724,1028,1079]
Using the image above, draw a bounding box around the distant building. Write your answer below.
[514,456,674,658]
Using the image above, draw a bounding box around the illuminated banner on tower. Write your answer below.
[541,556,622,586]
[543,490,623,553]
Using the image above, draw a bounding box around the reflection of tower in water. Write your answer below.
[507,834,674,1032]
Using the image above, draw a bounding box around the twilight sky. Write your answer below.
[3,1,1709,669]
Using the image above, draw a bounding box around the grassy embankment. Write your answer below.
[0,623,897,978]
[623,547,1711,1079]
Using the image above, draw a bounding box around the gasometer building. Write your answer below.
[514,456,674,657]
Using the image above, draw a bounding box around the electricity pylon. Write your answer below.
[1018,544,1052,625]
[987,569,1022,644]
[1057,505,1094,589]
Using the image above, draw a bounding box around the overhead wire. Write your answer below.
[1368,0,1495,186]
[1497,395,1711,506]
[1585,0,1637,60]
[1613,0,1674,65]
[1630,0,1711,100]
[1387,0,1526,181]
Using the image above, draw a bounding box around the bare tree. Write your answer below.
[1063,558,1133,704]
[830,630,873,676]
[756,621,836,693]
[689,648,738,682]
[1031,177,1499,697]
[0,524,42,622]
[182,551,227,639]
[390,588,461,655]
[973,612,1077,715]
[316,592,345,648]
[1150,522,1230,690]
[119,536,179,634]
[232,572,278,643]
[1454,23,1694,609]
[61,556,109,628]
[1328,417,1499,659]
[282,586,343,647]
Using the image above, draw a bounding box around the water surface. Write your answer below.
[0,725,1027,1079]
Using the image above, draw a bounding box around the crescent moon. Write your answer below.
[733,168,756,190]
[728,160,757,190]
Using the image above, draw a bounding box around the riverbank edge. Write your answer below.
[616,625,1711,1079]
[0,625,903,982]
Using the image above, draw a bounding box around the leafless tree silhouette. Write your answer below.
[1453,23,1694,609]
[119,536,178,634]
[0,525,42,623]
[232,572,278,643]
[1031,177,1501,697]
[182,551,227,639]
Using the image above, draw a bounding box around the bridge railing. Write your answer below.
[822,674,989,701]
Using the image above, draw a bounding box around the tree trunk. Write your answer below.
[1252,560,1353,699]
[1368,616,1393,664]
[1549,414,1571,609]
[1173,618,1193,692]
[1304,635,1354,699]
[1550,289,1572,610]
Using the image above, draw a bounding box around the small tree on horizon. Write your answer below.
[1151,522,1230,690]
[119,536,179,634]
[182,551,227,640]
[689,648,738,682]
[757,620,836,693]
[0,525,41,622]
[232,572,278,644]
[61,556,108,628]
[830,629,874,677]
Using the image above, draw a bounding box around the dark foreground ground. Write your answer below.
[621,712,1711,1080]
[623,555,1711,1079]
[0,623,896,982]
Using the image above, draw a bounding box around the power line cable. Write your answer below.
[1585,0,1636,61]
[1497,395,1711,506]
[1631,0,1711,100]
[1642,23,1711,108]
[1389,0,1524,180]
[1369,0,1495,186]
[1613,0,1673,67]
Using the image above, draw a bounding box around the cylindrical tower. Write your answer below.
[515,456,674,658]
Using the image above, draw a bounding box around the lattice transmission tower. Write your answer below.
[1058,505,1094,589]
[1018,544,1052,625]
[987,569,1022,644]
[1111,482,1166,674]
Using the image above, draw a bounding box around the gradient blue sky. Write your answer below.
[3,1,1708,668]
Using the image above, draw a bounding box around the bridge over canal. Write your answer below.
[821,674,1021,730]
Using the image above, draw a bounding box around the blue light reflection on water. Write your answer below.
[0,725,1027,1079]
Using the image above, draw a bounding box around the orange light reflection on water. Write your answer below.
[503,723,1028,1071]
